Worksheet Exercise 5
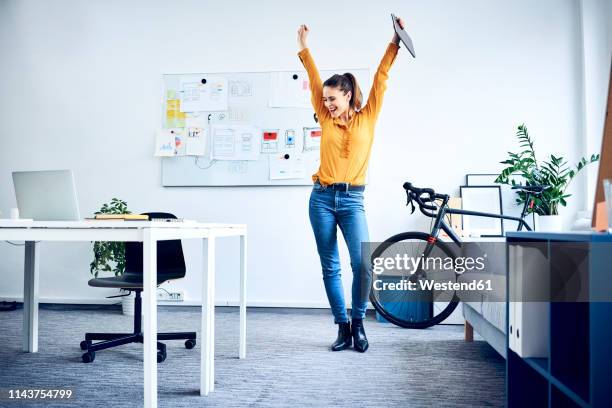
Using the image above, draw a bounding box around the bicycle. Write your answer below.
[369,181,548,329]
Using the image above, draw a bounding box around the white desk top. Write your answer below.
[0,220,246,230]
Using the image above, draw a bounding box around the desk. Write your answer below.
[0,220,247,408]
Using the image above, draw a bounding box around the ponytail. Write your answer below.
[323,73,363,111]
[342,73,362,111]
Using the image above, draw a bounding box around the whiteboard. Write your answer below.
[161,68,369,186]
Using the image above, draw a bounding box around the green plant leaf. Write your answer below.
[495,124,599,216]
[90,199,130,276]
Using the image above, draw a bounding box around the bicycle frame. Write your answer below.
[441,207,531,243]
[421,192,533,253]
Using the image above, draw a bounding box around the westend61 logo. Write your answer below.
[372,254,487,275]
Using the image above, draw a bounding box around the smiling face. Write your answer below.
[322,86,352,119]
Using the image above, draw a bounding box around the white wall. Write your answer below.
[580,0,612,210]
[0,0,598,306]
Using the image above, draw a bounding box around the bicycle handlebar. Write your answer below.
[403,181,551,220]
[403,182,448,217]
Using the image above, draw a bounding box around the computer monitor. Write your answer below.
[12,170,81,221]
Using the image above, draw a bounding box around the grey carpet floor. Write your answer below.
[0,305,505,407]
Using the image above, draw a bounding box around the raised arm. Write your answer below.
[297,24,331,123]
[361,17,404,120]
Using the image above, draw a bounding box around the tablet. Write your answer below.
[391,13,416,58]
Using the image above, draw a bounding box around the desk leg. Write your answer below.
[239,234,247,359]
[143,230,158,408]
[201,236,216,396]
[23,241,40,352]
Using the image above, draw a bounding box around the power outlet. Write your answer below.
[157,290,184,302]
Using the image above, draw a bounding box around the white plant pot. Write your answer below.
[536,215,563,232]
[121,290,136,316]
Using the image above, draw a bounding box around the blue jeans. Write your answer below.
[309,183,371,323]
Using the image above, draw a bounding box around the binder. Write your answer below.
[509,244,549,357]
[508,245,518,352]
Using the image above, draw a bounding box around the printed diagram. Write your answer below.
[240,131,255,153]
[285,129,296,148]
[212,127,234,158]
[212,125,261,161]
[179,76,228,112]
[229,109,248,122]
[261,130,279,153]
[173,129,186,155]
[229,80,253,97]
[185,115,205,128]
[185,128,207,156]
[303,127,322,151]
[155,128,200,157]
[269,153,305,180]
[154,129,176,157]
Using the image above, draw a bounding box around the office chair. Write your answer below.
[80,212,196,363]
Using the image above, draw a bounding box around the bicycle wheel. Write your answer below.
[369,232,460,329]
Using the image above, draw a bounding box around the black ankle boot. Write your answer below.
[331,321,352,351]
[352,318,369,352]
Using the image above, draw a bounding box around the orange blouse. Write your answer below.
[298,43,399,186]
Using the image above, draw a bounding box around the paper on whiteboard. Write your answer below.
[166,99,186,128]
[229,80,253,97]
[269,72,311,108]
[172,128,187,156]
[269,154,305,180]
[229,108,248,122]
[285,129,296,148]
[261,129,279,153]
[303,127,322,151]
[185,115,206,128]
[180,76,228,112]
[185,128,207,156]
[211,125,261,161]
[154,129,176,157]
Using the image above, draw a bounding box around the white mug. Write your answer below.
[10,208,19,220]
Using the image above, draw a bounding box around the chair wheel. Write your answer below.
[80,340,90,351]
[157,350,167,363]
[82,351,95,363]
[185,339,196,349]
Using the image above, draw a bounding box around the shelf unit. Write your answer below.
[506,232,612,408]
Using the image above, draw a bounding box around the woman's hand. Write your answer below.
[392,17,405,45]
[298,24,309,51]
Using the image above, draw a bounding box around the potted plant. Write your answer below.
[495,124,599,231]
[90,198,135,315]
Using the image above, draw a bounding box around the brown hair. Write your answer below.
[323,73,363,111]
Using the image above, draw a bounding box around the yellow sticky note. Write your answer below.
[166,99,186,128]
